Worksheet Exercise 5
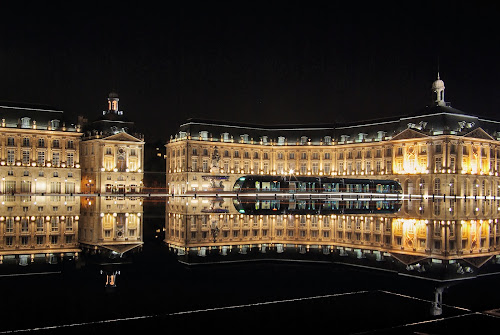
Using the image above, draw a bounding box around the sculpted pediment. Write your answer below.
[463,127,495,141]
[391,128,428,140]
[104,132,143,142]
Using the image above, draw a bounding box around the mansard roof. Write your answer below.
[174,107,500,145]
[0,101,79,131]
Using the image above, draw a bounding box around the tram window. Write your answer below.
[333,183,339,192]
[289,182,297,193]
[271,181,280,191]
[255,201,260,210]
[323,183,331,191]
[255,181,260,191]
[299,183,307,192]
[262,201,271,209]
[289,200,296,209]
[298,201,307,210]
[262,182,271,191]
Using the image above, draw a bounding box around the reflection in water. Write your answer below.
[166,196,500,283]
[233,198,402,215]
[0,194,143,268]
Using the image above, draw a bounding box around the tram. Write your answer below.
[233,175,403,195]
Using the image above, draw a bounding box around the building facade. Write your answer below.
[0,104,82,264]
[79,93,145,255]
[0,93,145,265]
[165,76,500,266]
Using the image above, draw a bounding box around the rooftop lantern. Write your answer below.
[432,73,446,106]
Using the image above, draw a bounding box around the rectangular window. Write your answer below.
[52,152,60,167]
[22,150,30,164]
[66,153,74,167]
[312,162,319,175]
[324,163,330,174]
[37,151,45,165]
[36,218,44,232]
[435,157,442,171]
[36,236,44,245]
[300,163,307,175]
[7,149,15,164]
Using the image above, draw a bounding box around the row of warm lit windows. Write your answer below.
[2,235,74,246]
[169,142,500,161]
[1,150,76,167]
[1,137,76,149]
[1,216,77,233]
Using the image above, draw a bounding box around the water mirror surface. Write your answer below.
[2,191,500,333]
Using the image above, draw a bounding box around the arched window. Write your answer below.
[449,179,455,196]
[405,179,414,194]
[434,178,441,195]
[473,179,479,196]
[419,179,426,194]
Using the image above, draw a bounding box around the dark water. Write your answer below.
[2,201,500,334]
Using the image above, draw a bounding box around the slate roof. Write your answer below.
[0,101,79,131]
[174,104,500,144]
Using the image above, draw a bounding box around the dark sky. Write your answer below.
[1,1,499,142]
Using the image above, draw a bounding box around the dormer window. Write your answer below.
[241,134,249,143]
[278,136,285,145]
[358,133,367,142]
[21,117,31,128]
[324,136,332,144]
[199,131,208,140]
[50,120,60,129]
[262,136,268,144]
[300,136,308,145]
[179,131,187,139]
[221,132,230,142]
[340,135,350,143]
[377,131,386,140]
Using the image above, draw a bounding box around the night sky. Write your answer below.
[1,1,499,142]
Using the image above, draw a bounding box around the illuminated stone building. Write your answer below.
[167,75,500,204]
[0,103,82,264]
[165,75,500,267]
[79,93,144,255]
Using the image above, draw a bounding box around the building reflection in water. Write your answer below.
[165,196,500,281]
[0,194,143,269]
[0,193,81,266]
[79,194,144,257]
